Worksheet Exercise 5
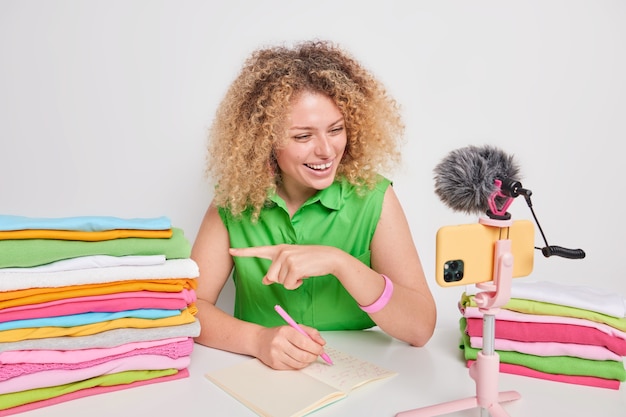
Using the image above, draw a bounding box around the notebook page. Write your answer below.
[301,347,397,392]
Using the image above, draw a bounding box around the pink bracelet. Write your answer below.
[359,274,394,313]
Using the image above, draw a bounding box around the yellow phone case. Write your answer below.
[435,219,535,287]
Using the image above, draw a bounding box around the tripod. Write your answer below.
[396,215,520,417]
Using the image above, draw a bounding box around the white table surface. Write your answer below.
[15,326,626,417]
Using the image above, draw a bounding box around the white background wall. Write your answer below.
[1,0,624,329]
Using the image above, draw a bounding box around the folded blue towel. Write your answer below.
[0,309,182,331]
[0,215,171,232]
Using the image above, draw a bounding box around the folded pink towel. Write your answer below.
[467,360,620,390]
[0,338,194,381]
[469,336,622,361]
[0,354,191,395]
[462,306,626,342]
[465,317,626,356]
[0,337,188,365]
[0,289,196,323]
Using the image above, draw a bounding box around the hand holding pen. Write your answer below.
[274,304,333,365]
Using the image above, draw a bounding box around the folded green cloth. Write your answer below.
[459,318,626,381]
[0,228,190,268]
[0,368,177,410]
[461,293,626,332]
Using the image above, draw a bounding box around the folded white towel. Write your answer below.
[0,255,166,273]
[466,280,626,318]
[0,320,201,352]
[0,258,198,291]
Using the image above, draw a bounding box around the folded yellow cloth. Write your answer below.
[0,278,197,309]
[0,228,173,241]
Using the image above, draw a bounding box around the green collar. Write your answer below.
[268,180,344,212]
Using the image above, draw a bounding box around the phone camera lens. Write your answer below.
[443,259,464,283]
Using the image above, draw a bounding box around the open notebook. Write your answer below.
[205,347,397,417]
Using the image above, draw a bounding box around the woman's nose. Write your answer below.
[315,135,332,156]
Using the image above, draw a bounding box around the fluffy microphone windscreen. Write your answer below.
[433,145,521,214]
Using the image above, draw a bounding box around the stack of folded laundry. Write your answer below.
[459,280,626,389]
[0,214,201,415]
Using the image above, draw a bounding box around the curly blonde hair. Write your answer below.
[206,40,404,220]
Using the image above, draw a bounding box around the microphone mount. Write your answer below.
[485,179,515,221]
[486,178,586,260]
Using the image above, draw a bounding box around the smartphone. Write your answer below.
[435,219,535,287]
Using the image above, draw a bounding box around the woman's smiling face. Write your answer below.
[275,91,347,203]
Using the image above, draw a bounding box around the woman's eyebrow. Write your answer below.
[289,117,344,131]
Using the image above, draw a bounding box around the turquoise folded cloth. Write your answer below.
[0,309,182,331]
[0,215,171,232]
[0,228,190,268]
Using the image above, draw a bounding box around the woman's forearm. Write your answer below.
[193,298,264,357]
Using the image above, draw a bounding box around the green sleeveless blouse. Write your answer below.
[218,177,391,330]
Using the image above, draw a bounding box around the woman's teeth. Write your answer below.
[306,162,332,170]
